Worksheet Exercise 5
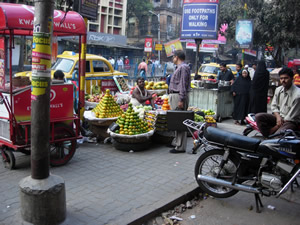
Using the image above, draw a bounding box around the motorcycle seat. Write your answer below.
[204,126,261,151]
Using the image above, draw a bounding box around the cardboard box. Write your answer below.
[167,110,194,132]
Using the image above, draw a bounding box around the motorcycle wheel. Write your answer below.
[194,149,239,198]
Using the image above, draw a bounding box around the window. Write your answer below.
[151,15,158,35]
[92,60,110,72]
[139,15,148,35]
[52,58,74,73]
[74,61,91,73]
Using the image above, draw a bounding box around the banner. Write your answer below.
[181,0,219,39]
[144,38,153,52]
[186,42,218,52]
[164,39,183,57]
[244,49,257,57]
[235,20,253,49]
[0,37,5,89]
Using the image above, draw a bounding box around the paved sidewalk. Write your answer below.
[0,120,262,225]
[1,135,199,224]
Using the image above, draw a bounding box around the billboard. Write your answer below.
[73,0,99,21]
[235,20,253,49]
[164,39,183,57]
[181,0,219,39]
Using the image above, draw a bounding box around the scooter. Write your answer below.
[243,113,261,136]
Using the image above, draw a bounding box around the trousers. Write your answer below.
[169,93,189,151]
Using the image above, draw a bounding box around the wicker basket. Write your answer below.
[12,77,31,87]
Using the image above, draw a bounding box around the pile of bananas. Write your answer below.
[205,116,216,123]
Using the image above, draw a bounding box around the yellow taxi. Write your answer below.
[227,64,237,76]
[191,63,220,79]
[15,51,128,94]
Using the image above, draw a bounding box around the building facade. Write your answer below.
[127,0,183,60]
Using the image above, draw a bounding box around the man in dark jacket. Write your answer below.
[217,63,234,84]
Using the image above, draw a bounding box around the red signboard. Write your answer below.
[144,38,153,52]
[0,37,5,89]
[101,79,118,92]
[13,84,74,122]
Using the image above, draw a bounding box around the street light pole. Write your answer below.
[157,13,161,64]
[149,11,161,64]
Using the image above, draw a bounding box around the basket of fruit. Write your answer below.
[107,103,155,144]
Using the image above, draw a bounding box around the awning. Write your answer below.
[0,3,86,36]
[62,38,143,50]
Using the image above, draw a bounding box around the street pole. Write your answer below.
[19,1,66,224]
[157,13,161,64]
[241,3,248,66]
[195,39,202,79]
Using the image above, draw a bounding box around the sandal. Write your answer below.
[234,121,240,125]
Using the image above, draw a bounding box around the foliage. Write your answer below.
[219,0,300,66]
[127,0,153,21]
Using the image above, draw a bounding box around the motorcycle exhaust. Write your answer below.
[197,175,261,194]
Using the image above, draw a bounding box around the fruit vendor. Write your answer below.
[130,77,155,109]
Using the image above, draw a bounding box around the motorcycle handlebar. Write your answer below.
[268,129,299,139]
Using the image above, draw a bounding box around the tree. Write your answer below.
[127,0,153,21]
[219,0,300,66]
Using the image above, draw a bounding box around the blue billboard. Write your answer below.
[235,20,253,49]
[181,0,219,39]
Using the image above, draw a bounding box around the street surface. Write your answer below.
[0,119,299,225]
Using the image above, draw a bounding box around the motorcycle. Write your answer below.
[185,119,300,212]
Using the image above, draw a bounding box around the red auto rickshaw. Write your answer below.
[0,3,86,169]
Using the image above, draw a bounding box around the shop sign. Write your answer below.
[181,0,219,39]
[155,44,163,51]
[101,79,118,92]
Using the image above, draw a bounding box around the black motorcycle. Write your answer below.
[184,119,300,212]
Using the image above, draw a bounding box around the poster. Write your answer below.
[0,37,5,89]
[144,38,153,52]
[164,39,183,57]
[235,20,253,49]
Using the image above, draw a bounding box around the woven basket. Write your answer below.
[108,129,154,144]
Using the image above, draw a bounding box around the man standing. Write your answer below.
[217,63,234,84]
[108,56,115,68]
[117,57,124,71]
[168,50,191,153]
[236,63,242,78]
[256,68,300,137]
[138,59,148,80]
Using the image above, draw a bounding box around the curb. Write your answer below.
[128,187,202,225]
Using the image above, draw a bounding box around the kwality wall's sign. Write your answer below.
[181,0,219,39]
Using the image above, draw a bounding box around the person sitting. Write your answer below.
[256,68,300,137]
[130,77,155,109]
[207,75,216,82]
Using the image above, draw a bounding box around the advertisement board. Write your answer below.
[164,39,183,57]
[144,38,153,52]
[181,0,219,39]
[0,37,5,89]
[235,20,253,49]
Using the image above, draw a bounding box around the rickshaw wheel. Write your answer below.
[50,124,76,167]
[2,150,16,170]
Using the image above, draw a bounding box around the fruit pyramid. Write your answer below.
[92,89,123,118]
[115,103,153,135]
[162,98,171,111]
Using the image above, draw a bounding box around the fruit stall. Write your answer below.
[189,84,233,122]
